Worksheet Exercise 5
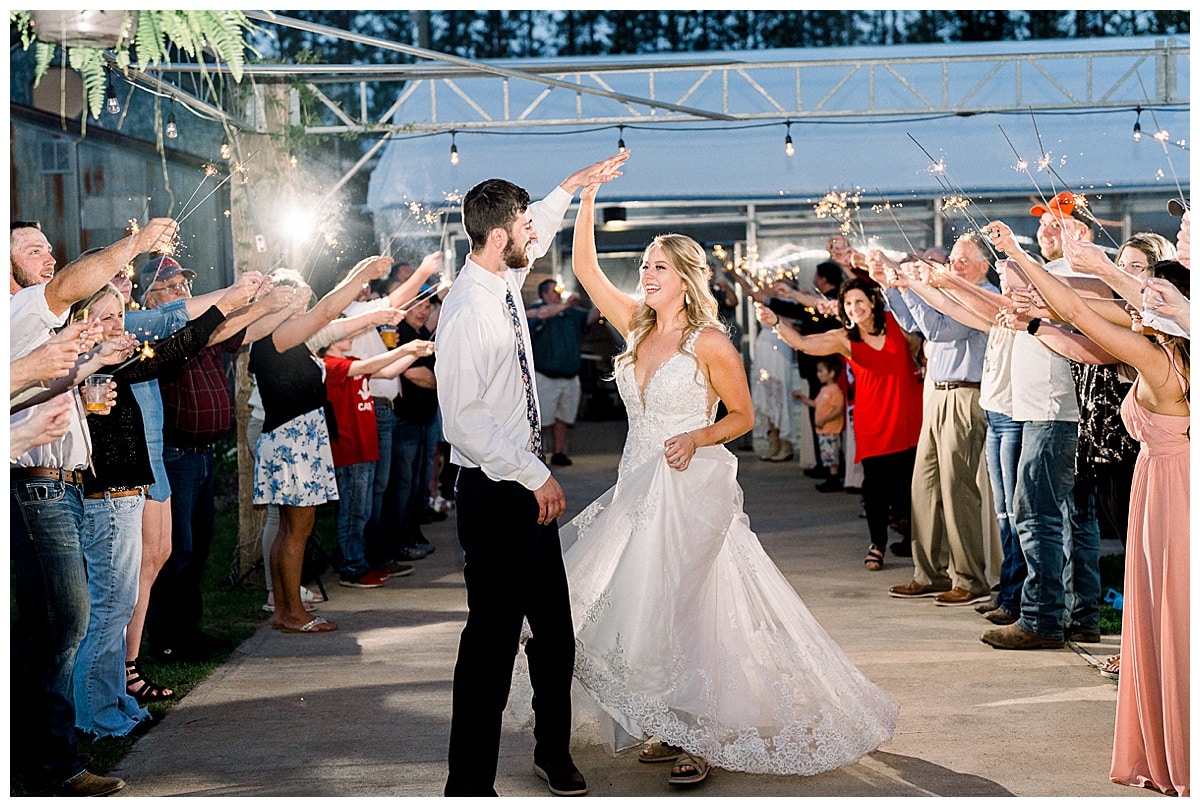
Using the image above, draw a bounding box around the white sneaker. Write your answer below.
[300,585,326,603]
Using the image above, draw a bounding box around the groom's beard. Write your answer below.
[502,233,529,269]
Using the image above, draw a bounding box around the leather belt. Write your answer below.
[372,397,394,410]
[11,466,85,485]
[85,486,147,500]
[166,444,212,454]
[933,381,981,391]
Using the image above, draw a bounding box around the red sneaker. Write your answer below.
[339,570,387,588]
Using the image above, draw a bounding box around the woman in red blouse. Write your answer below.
[757,277,923,570]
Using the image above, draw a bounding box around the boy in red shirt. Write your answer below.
[323,334,435,587]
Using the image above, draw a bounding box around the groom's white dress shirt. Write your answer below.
[436,185,573,492]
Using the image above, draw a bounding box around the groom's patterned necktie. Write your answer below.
[505,288,543,458]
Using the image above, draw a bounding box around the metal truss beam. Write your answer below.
[163,33,1188,135]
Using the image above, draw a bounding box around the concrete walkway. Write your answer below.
[113,421,1151,798]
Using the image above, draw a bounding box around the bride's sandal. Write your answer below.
[668,754,710,786]
[638,740,683,764]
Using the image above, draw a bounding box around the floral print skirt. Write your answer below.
[253,409,339,507]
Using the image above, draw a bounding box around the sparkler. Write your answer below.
[395,279,452,310]
[906,133,1005,261]
[109,339,158,374]
[174,163,221,221]
[176,151,261,226]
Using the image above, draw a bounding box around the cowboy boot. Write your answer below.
[765,438,794,462]
[759,426,780,461]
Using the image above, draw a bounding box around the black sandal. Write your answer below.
[864,546,885,571]
[126,659,174,702]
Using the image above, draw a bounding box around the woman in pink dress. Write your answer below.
[988,220,1190,797]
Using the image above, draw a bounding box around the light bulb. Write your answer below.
[220,141,232,160]
[785,134,794,157]
[1133,106,1142,142]
[617,125,626,153]
[106,94,120,115]
[166,115,178,139]
[450,143,459,166]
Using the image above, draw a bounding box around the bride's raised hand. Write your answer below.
[663,431,697,472]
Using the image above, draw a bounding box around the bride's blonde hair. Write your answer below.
[614,233,726,370]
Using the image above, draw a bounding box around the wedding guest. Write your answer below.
[322,326,433,588]
[757,276,923,572]
[249,258,392,632]
[979,197,1089,652]
[68,275,257,737]
[878,233,996,607]
[991,219,1189,796]
[795,356,846,490]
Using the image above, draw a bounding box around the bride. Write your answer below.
[555,181,898,787]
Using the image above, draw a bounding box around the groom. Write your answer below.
[436,151,628,797]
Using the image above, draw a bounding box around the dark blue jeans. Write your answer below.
[385,419,430,555]
[984,410,1025,614]
[1013,420,1078,640]
[366,404,395,568]
[11,477,90,792]
[335,462,375,579]
[148,445,215,652]
[1065,479,1102,635]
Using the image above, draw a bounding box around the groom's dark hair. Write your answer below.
[462,178,531,252]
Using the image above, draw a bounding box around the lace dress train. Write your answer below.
[544,334,897,776]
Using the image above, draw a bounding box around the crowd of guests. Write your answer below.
[8,217,455,794]
[751,200,1190,797]
[10,189,1188,796]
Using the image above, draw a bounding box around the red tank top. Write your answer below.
[848,311,924,462]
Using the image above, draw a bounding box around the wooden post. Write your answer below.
[225,83,294,587]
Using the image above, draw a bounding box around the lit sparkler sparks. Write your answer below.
[813,190,863,236]
[110,340,158,373]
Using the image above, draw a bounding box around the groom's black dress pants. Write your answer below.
[445,467,575,796]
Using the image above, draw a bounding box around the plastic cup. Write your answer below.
[380,325,398,348]
[83,374,114,412]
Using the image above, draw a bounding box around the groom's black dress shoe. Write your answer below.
[533,759,588,796]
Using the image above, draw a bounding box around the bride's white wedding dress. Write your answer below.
[552,333,897,776]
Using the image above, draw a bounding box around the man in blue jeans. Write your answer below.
[981,197,1095,650]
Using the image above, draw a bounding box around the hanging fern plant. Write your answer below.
[10,9,260,119]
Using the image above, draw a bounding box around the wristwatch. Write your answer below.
[1026,317,1042,335]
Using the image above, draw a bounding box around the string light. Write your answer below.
[288,151,298,169]
[105,71,120,115]
[449,131,459,165]
[220,141,232,160]
[1133,106,1142,142]
[784,120,794,157]
[166,99,178,139]
[617,124,626,153]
